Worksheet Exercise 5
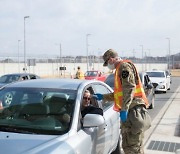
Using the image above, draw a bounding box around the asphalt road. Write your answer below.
[148,76,180,120]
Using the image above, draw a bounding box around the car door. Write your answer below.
[75,85,105,154]
[92,84,120,154]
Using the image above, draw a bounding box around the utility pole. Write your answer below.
[18,40,21,73]
[166,38,171,70]
[24,16,30,72]
[86,34,91,71]
[140,45,144,72]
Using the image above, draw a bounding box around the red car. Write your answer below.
[84,71,106,81]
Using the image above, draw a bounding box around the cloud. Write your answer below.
[0,0,180,58]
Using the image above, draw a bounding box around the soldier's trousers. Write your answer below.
[121,128,144,154]
[120,105,151,154]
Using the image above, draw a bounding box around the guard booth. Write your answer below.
[27,59,36,73]
[59,66,66,77]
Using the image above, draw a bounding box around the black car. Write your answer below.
[0,73,40,88]
[104,72,155,109]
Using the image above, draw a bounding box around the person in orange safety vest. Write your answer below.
[75,66,84,79]
[93,49,151,154]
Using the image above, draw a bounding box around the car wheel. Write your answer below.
[112,135,123,154]
[163,91,167,93]
[148,95,155,109]
[3,92,13,106]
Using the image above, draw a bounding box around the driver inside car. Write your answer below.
[81,90,103,118]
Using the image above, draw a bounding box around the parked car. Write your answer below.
[146,70,171,93]
[84,70,107,81]
[104,72,155,109]
[0,79,121,154]
[0,73,40,88]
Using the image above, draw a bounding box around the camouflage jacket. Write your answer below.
[104,61,145,111]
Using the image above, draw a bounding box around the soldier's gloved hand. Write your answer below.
[120,110,128,122]
[93,93,103,101]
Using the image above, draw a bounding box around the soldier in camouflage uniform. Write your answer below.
[94,49,151,154]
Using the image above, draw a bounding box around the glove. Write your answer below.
[120,110,128,122]
[93,93,103,101]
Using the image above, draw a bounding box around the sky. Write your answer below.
[0,0,180,58]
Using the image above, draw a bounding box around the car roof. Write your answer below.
[86,70,99,72]
[2,78,101,90]
[146,70,165,73]
[1,73,38,76]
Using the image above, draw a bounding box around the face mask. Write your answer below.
[107,63,115,70]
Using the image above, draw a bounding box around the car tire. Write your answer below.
[149,95,155,109]
[112,135,123,154]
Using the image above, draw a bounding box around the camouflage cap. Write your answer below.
[103,49,118,66]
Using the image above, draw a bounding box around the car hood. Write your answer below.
[149,77,166,83]
[0,132,70,154]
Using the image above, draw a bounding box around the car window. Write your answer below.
[22,75,29,80]
[146,75,151,83]
[29,75,38,79]
[144,75,149,86]
[104,74,114,89]
[85,71,97,77]
[146,72,165,77]
[0,87,76,135]
[93,84,113,110]
[0,75,20,83]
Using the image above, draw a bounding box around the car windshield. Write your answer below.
[0,87,76,135]
[146,72,165,77]
[85,71,98,77]
[0,75,20,83]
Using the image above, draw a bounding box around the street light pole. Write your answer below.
[86,34,91,71]
[166,38,171,69]
[18,40,21,73]
[140,45,144,72]
[24,16,30,72]
[55,43,62,76]
[59,43,62,76]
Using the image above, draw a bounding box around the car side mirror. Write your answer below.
[147,84,153,89]
[83,114,105,127]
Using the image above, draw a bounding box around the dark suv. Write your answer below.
[0,73,40,88]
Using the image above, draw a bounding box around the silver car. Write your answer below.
[0,79,121,154]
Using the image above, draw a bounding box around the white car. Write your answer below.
[0,79,121,154]
[146,70,171,93]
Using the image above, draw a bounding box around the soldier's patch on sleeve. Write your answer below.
[122,70,129,79]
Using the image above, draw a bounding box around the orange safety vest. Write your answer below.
[76,70,84,79]
[113,60,149,112]
[79,71,85,79]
